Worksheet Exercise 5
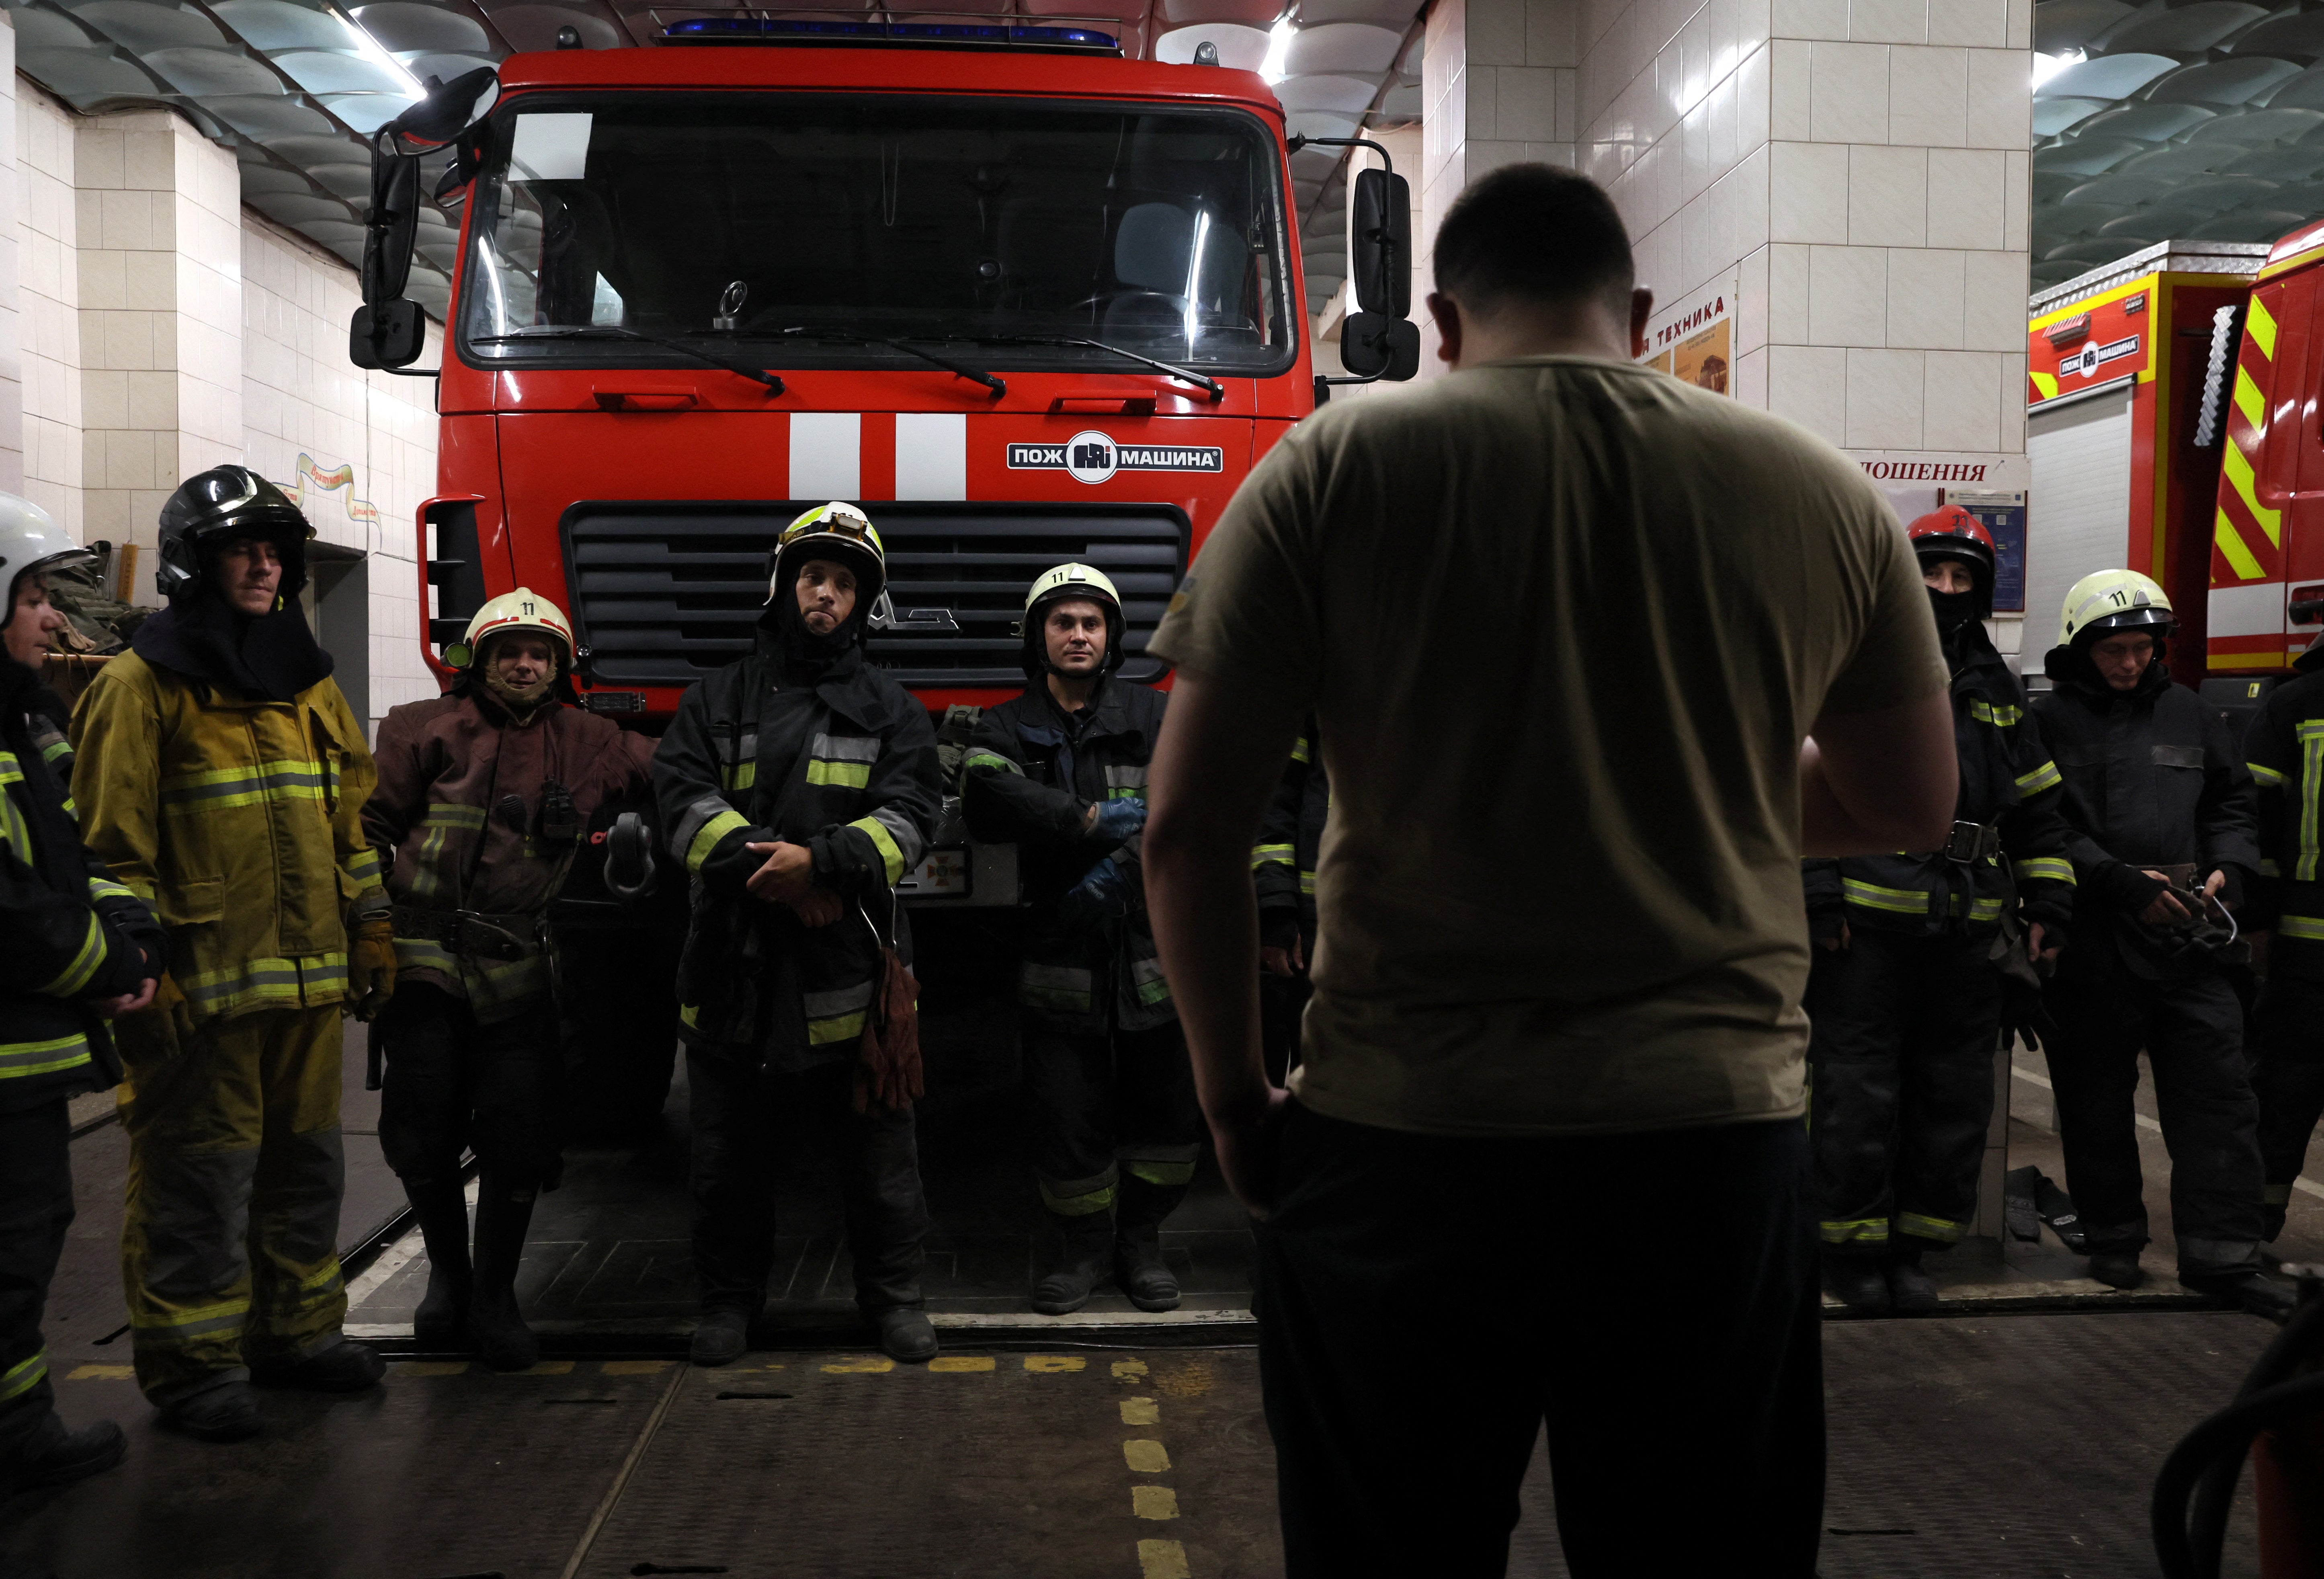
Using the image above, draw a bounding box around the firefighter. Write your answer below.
[2239,630,2324,1245]
[1254,720,1325,1084]
[1801,506,2076,1314]
[961,563,1203,1315]
[2029,569,2293,1315]
[0,499,161,1495]
[363,589,655,1370]
[72,466,396,1440]
[653,502,942,1367]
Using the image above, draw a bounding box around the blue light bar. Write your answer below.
[663,16,1122,50]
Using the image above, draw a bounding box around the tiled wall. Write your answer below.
[1419,0,1581,373]
[1578,0,2032,457]
[242,217,441,722]
[6,57,441,733]
[19,82,79,539]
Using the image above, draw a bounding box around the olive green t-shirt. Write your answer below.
[1149,356,1947,1137]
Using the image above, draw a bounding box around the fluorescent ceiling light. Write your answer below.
[340,10,425,99]
[2032,48,2084,90]
[1261,20,1294,85]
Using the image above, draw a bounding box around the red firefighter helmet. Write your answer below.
[1906,504,1996,585]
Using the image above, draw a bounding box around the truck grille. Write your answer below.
[563,500,1191,689]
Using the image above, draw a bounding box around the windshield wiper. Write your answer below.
[773,328,1004,396]
[470,326,785,394]
[959,335,1226,402]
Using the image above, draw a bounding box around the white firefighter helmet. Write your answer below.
[445,587,575,673]
[1020,562,1125,677]
[2058,568,2176,650]
[0,493,93,630]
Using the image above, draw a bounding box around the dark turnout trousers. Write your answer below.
[2041,958,2266,1277]
[687,1053,928,1316]
[1257,1105,1824,1578]
[0,1100,74,1454]
[2250,972,2324,1236]
[1806,929,2001,1257]
[377,982,563,1191]
[1024,1022,1204,1226]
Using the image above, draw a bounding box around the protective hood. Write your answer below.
[2043,638,2171,699]
[131,591,332,703]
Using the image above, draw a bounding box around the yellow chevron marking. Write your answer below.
[2223,440,2283,548]
[2249,295,2279,361]
[2215,509,2267,580]
[2029,369,2060,400]
[2233,365,2266,432]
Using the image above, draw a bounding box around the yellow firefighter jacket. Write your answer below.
[69,651,385,1024]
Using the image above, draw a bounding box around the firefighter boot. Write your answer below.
[158,1380,261,1442]
[873,1306,939,1364]
[1824,1254,1891,1316]
[466,1178,539,1372]
[2089,1251,2146,1290]
[1886,1250,1939,1315]
[1114,1174,1184,1312]
[402,1174,472,1351]
[2185,1270,2301,1319]
[0,1411,126,1496]
[690,1307,752,1367]
[1033,1212,1115,1316]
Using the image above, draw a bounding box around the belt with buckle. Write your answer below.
[1936,820,2003,863]
[390,905,539,962]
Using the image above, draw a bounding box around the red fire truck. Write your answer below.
[2026,230,2324,688]
[348,25,1410,905]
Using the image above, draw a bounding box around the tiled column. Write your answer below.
[75,109,242,603]
[20,75,84,537]
[0,18,26,496]
[1418,0,1581,375]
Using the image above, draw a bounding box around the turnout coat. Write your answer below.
[1804,633,2076,940]
[653,633,941,1068]
[1,662,160,1108]
[72,651,384,1026]
[961,677,1174,1035]
[2032,659,2263,980]
[364,689,656,1021]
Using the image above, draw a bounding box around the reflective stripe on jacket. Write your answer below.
[363,690,655,1022]
[2242,656,2324,978]
[1254,720,1327,933]
[1,675,158,1108]
[70,651,383,1025]
[652,639,941,1066]
[961,677,1174,1034]
[1803,638,2074,939]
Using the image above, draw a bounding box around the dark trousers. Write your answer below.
[2042,958,2264,1276]
[687,1053,928,1315]
[2252,972,2324,1234]
[1805,929,1999,1257]
[377,982,562,1190]
[1259,970,1311,1088]
[1258,1105,1824,1578]
[1025,1021,1204,1224]
[0,1100,73,1454]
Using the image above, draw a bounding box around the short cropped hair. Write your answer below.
[1433,165,1635,321]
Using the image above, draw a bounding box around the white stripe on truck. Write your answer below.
[895,412,967,500]
[790,412,861,500]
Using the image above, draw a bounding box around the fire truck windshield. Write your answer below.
[457,94,1297,377]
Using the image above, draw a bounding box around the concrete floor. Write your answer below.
[5,1025,2316,1577]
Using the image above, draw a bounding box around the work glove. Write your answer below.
[1085,798,1146,850]
[348,914,398,1022]
[853,945,925,1117]
[2094,861,2170,915]
[1058,853,1132,931]
[1259,908,1301,958]
[1999,974,2058,1054]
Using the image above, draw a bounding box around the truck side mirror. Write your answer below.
[349,68,499,371]
[350,300,425,369]
[1339,311,1420,381]
[1351,168,1411,319]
